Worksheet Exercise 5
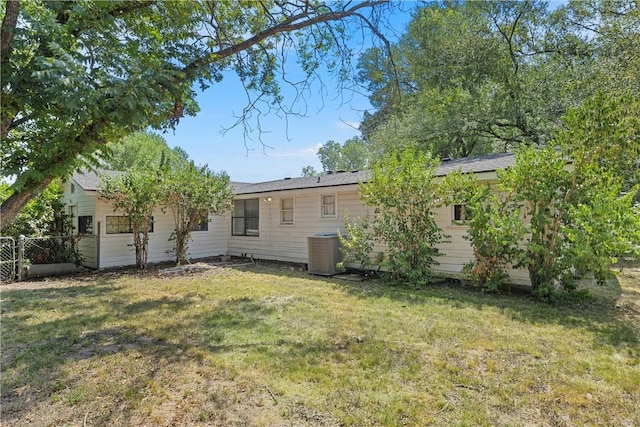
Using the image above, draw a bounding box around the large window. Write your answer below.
[280,197,294,225]
[232,199,259,236]
[78,216,93,234]
[106,216,154,234]
[321,194,336,218]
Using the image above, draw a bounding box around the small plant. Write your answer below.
[66,388,86,406]
[337,213,375,273]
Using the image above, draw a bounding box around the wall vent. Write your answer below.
[307,233,342,275]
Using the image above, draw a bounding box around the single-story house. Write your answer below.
[63,170,229,269]
[63,152,530,285]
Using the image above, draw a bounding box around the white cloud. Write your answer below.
[268,143,322,158]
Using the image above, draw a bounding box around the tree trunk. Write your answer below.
[0,177,53,231]
[1,0,21,67]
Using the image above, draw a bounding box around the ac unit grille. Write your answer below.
[307,235,341,275]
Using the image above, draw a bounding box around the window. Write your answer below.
[280,198,294,224]
[78,216,93,234]
[321,194,336,218]
[70,183,75,194]
[232,199,259,236]
[106,216,154,234]
[191,217,209,231]
[453,204,470,223]
[106,216,131,234]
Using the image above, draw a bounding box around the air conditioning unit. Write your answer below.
[307,233,342,276]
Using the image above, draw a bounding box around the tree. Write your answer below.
[98,131,232,266]
[357,0,634,160]
[440,171,525,292]
[0,179,68,239]
[163,163,233,265]
[451,94,640,300]
[317,141,343,172]
[101,132,174,171]
[359,147,448,284]
[99,172,161,269]
[339,136,371,171]
[508,94,640,297]
[301,165,319,177]
[1,0,391,229]
[302,136,371,175]
[551,0,640,99]
[359,1,560,156]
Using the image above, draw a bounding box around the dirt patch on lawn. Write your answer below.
[0,257,256,291]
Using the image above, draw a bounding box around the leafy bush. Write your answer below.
[360,147,448,285]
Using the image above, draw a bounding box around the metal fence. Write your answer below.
[0,235,85,282]
[23,235,80,265]
[0,237,15,282]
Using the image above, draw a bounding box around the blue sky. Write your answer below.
[162,5,414,183]
[162,70,373,183]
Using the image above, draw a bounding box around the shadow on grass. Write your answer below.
[233,264,639,351]
[2,263,638,425]
[0,283,296,426]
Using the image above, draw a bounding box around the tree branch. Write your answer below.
[182,0,389,77]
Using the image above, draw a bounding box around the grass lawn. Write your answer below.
[1,261,639,426]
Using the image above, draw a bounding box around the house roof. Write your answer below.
[234,152,516,195]
[436,152,516,176]
[70,169,123,191]
[69,152,516,195]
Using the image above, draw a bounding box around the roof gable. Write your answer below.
[70,170,122,191]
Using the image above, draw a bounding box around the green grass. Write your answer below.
[1,263,639,426]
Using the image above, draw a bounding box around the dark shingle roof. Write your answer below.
[234,170,370,195]
[71,152,516,195]
[235,152,516,195]
[71,170,122,191]
[436,152,515,176]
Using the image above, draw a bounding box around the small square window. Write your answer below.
[321,194,336,218]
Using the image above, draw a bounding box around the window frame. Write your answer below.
[232,198,260,236]
[105,216,154,234]
[78,215,93,234]
[320,193,337,219]
[452,204,470,225]
[191,216,209,232]
[280,197,294,225]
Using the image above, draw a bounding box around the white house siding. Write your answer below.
[185,213,230,260]
[64,178,98,268]
[230,176,532,286]
[95,198,230,269]
[228,185,369,264]
[62,174,230,270]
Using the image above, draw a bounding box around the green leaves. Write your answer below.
[2,0,390,229]
[449,94,640,300]
[360,147,447,284]
[99,170,162,269]
[162,162,233,265]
